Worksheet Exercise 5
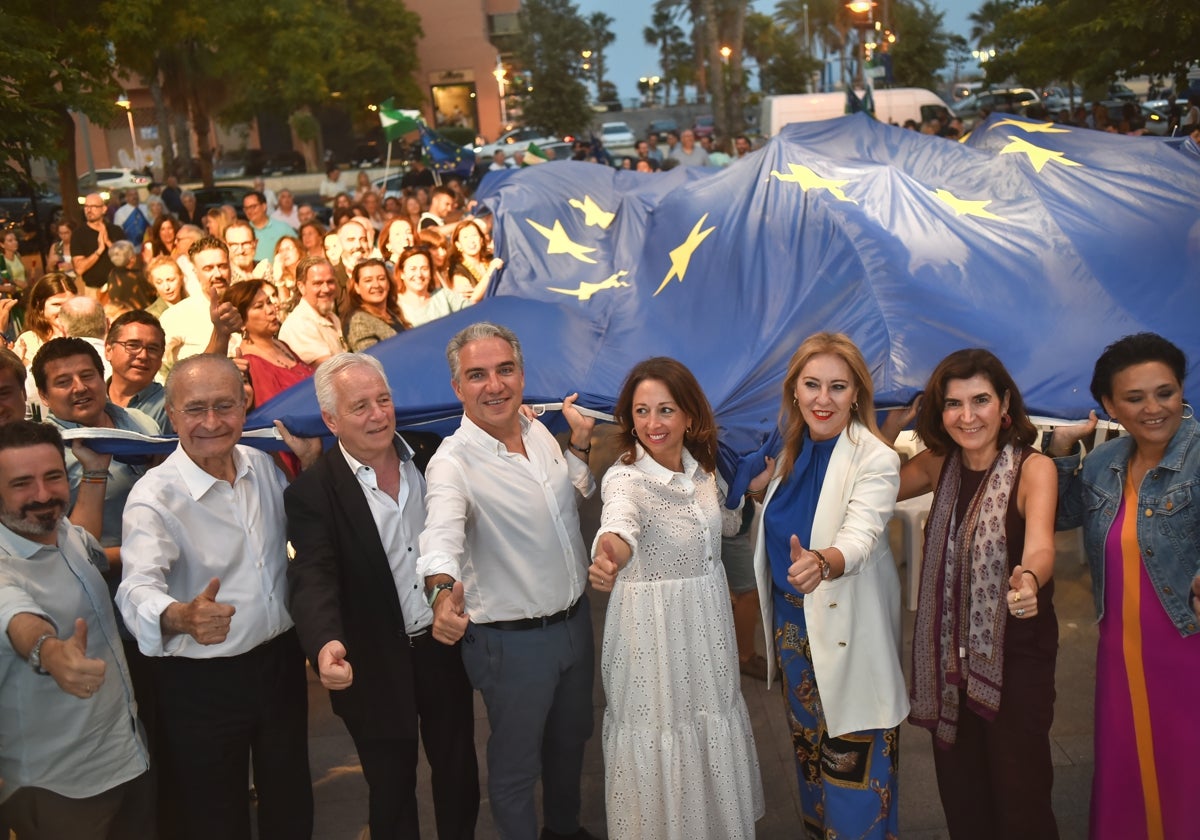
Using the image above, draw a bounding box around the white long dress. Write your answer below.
[594,447,764,840]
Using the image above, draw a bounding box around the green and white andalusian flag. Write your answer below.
[522,142,549,166]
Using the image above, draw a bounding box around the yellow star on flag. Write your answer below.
[933,188,1005,221]
[992,118,1069,134]
[567,196,615,229]
[524,218,598,264]
[547,270,630,301]
[770,163,857,203]
[654,214,716,296]
[998,136,1082,173]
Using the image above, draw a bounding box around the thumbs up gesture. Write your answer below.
[43,618,108,699]
[431,581,470,645]
[208,284,242,337]
[589,533,625,592]
[181,577,237,645]
[317,640,353,691]
[1007,565,1039,619]
[786,535,822,594]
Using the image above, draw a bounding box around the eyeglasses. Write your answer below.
[110,339,165,357]
[242,201,262,209]
[174,401,244,419]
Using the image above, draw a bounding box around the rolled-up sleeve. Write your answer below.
[416,455,470,582]
[0,574,55,652]
[567,449,596,499]
[117,497,184,657]
[835,445,901,577]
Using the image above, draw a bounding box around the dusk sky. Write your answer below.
[572,0,980,101]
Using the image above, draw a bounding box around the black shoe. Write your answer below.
[540,828,603,840]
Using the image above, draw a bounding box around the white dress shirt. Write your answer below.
[339,440,433,634]
[418,414,595,623]
[158,294,242,378]
[278,298,345,365]
[118,445,293,658]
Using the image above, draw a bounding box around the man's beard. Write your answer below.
[0,499,65,539]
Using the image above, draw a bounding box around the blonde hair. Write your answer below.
[777,332,882,483]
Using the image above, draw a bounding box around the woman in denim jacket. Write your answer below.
[1050,332,1200,840]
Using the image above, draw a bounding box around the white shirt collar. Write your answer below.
[170,444,252,499]
[633,443,701,485]
[458,411,532,456]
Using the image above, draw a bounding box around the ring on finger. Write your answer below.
[1015,608,1026,617]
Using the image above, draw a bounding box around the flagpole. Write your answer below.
[383,140,393,195]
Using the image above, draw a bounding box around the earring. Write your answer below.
[1183,402,1195,420]
[1001,412,1012,429]
[793,397,799,407]
[632,428,638,439]
[852,402,859,413]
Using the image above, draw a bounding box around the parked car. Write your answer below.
[953,87,1041,129]
[600,121,636,150]
[190,185,254,219]
[1106,83,1138,102]
[76,168,151,193]
[1040,85,1085,113]
[263,151,307,176]
[473,127,559,161]
[647,119,678,142]
[0,181,62,256]
[692,115,715,138]
[212,150,266,179]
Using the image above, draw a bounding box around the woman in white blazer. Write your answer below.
[750,332,908,839]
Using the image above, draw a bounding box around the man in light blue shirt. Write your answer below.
[0,421,151,838]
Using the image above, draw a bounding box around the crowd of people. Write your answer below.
[0,147,1195,840]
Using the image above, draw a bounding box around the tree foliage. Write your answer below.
[515,0,594,136]
[986,0,1200,90]
[103,0,423,185]
[586,12,617,100]
[0,1,122,215]
[889,0,952,91]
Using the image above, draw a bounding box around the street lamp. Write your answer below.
[115,92,141,171]
[972,48,996,63]
[845,1,877,87]
[639,75,661,107]
[493,57,508,126]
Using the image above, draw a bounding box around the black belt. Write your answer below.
[484,598,583,631]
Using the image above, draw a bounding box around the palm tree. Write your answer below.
[644,7,689,104]
[588,12,616,101]
[968,0,1017,49]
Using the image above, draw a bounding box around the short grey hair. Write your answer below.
[445,322,523,382]
[165,354,243,407]
[108,239,136,268]
[58,296,107,339]
[314,353,389,414]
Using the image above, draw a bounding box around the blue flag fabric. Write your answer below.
[233,114,1199,485]
[420,126,475,177]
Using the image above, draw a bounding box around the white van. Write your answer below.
[759,88,952,136]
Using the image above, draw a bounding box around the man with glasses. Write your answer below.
[241,191,294,263]
[118,354,319,840]
[105,310,169,432]
[224,221,271,284]
[71,193,126,297]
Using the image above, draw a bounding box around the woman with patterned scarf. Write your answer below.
[897,348,1059,839]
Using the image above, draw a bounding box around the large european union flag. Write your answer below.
[250,114,1198,480]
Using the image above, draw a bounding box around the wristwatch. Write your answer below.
[427,582,455,607]
[813,550,832,581]
[28,632,54,675]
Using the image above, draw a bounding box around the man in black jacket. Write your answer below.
[284,352,478,839]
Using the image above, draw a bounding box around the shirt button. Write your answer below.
[837,641,847,647]
[1146,548,1153,556]
[829,602,838,609]
[1166,501,1174,510]
[1162,587,1173,595]
[1187,623,1196,632]
[1144,508,1153,517]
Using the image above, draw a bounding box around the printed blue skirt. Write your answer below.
[773,588,899,840]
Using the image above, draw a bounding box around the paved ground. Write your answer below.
[305,430,1098,839]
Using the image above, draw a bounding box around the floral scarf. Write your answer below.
[909,444,1018,748]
